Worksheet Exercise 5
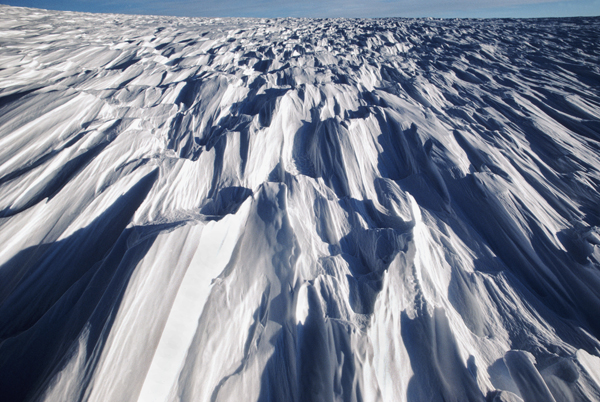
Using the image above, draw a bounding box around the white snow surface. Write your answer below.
[1,5,600,402]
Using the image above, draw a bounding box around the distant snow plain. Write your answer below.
[0,5,599,402]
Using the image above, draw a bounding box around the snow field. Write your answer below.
[0,5,600,402]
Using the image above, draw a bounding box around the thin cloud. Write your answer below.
[99,0,567,17]
[1,0,598,17]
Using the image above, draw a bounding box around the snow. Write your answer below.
[0,5,600,402]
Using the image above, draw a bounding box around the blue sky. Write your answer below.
[1,0,599,18]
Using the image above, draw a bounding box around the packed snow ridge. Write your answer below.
[1,5,600,402]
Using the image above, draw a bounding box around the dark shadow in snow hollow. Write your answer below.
[0,169,180,402]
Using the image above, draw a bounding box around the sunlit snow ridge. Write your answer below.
[1,5,600,402]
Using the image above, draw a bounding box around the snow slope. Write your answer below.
[1,5,600,402]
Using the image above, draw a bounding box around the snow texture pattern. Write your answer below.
[0,5,600,402]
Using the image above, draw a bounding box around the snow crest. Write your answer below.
[1,5,600,402]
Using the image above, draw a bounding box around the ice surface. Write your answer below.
[0,5,599,402]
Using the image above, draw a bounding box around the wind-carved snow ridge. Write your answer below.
[1,5,600,402]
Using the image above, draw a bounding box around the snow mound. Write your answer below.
[1,5,600,402]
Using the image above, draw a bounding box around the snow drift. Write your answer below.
[0,5,599,402]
